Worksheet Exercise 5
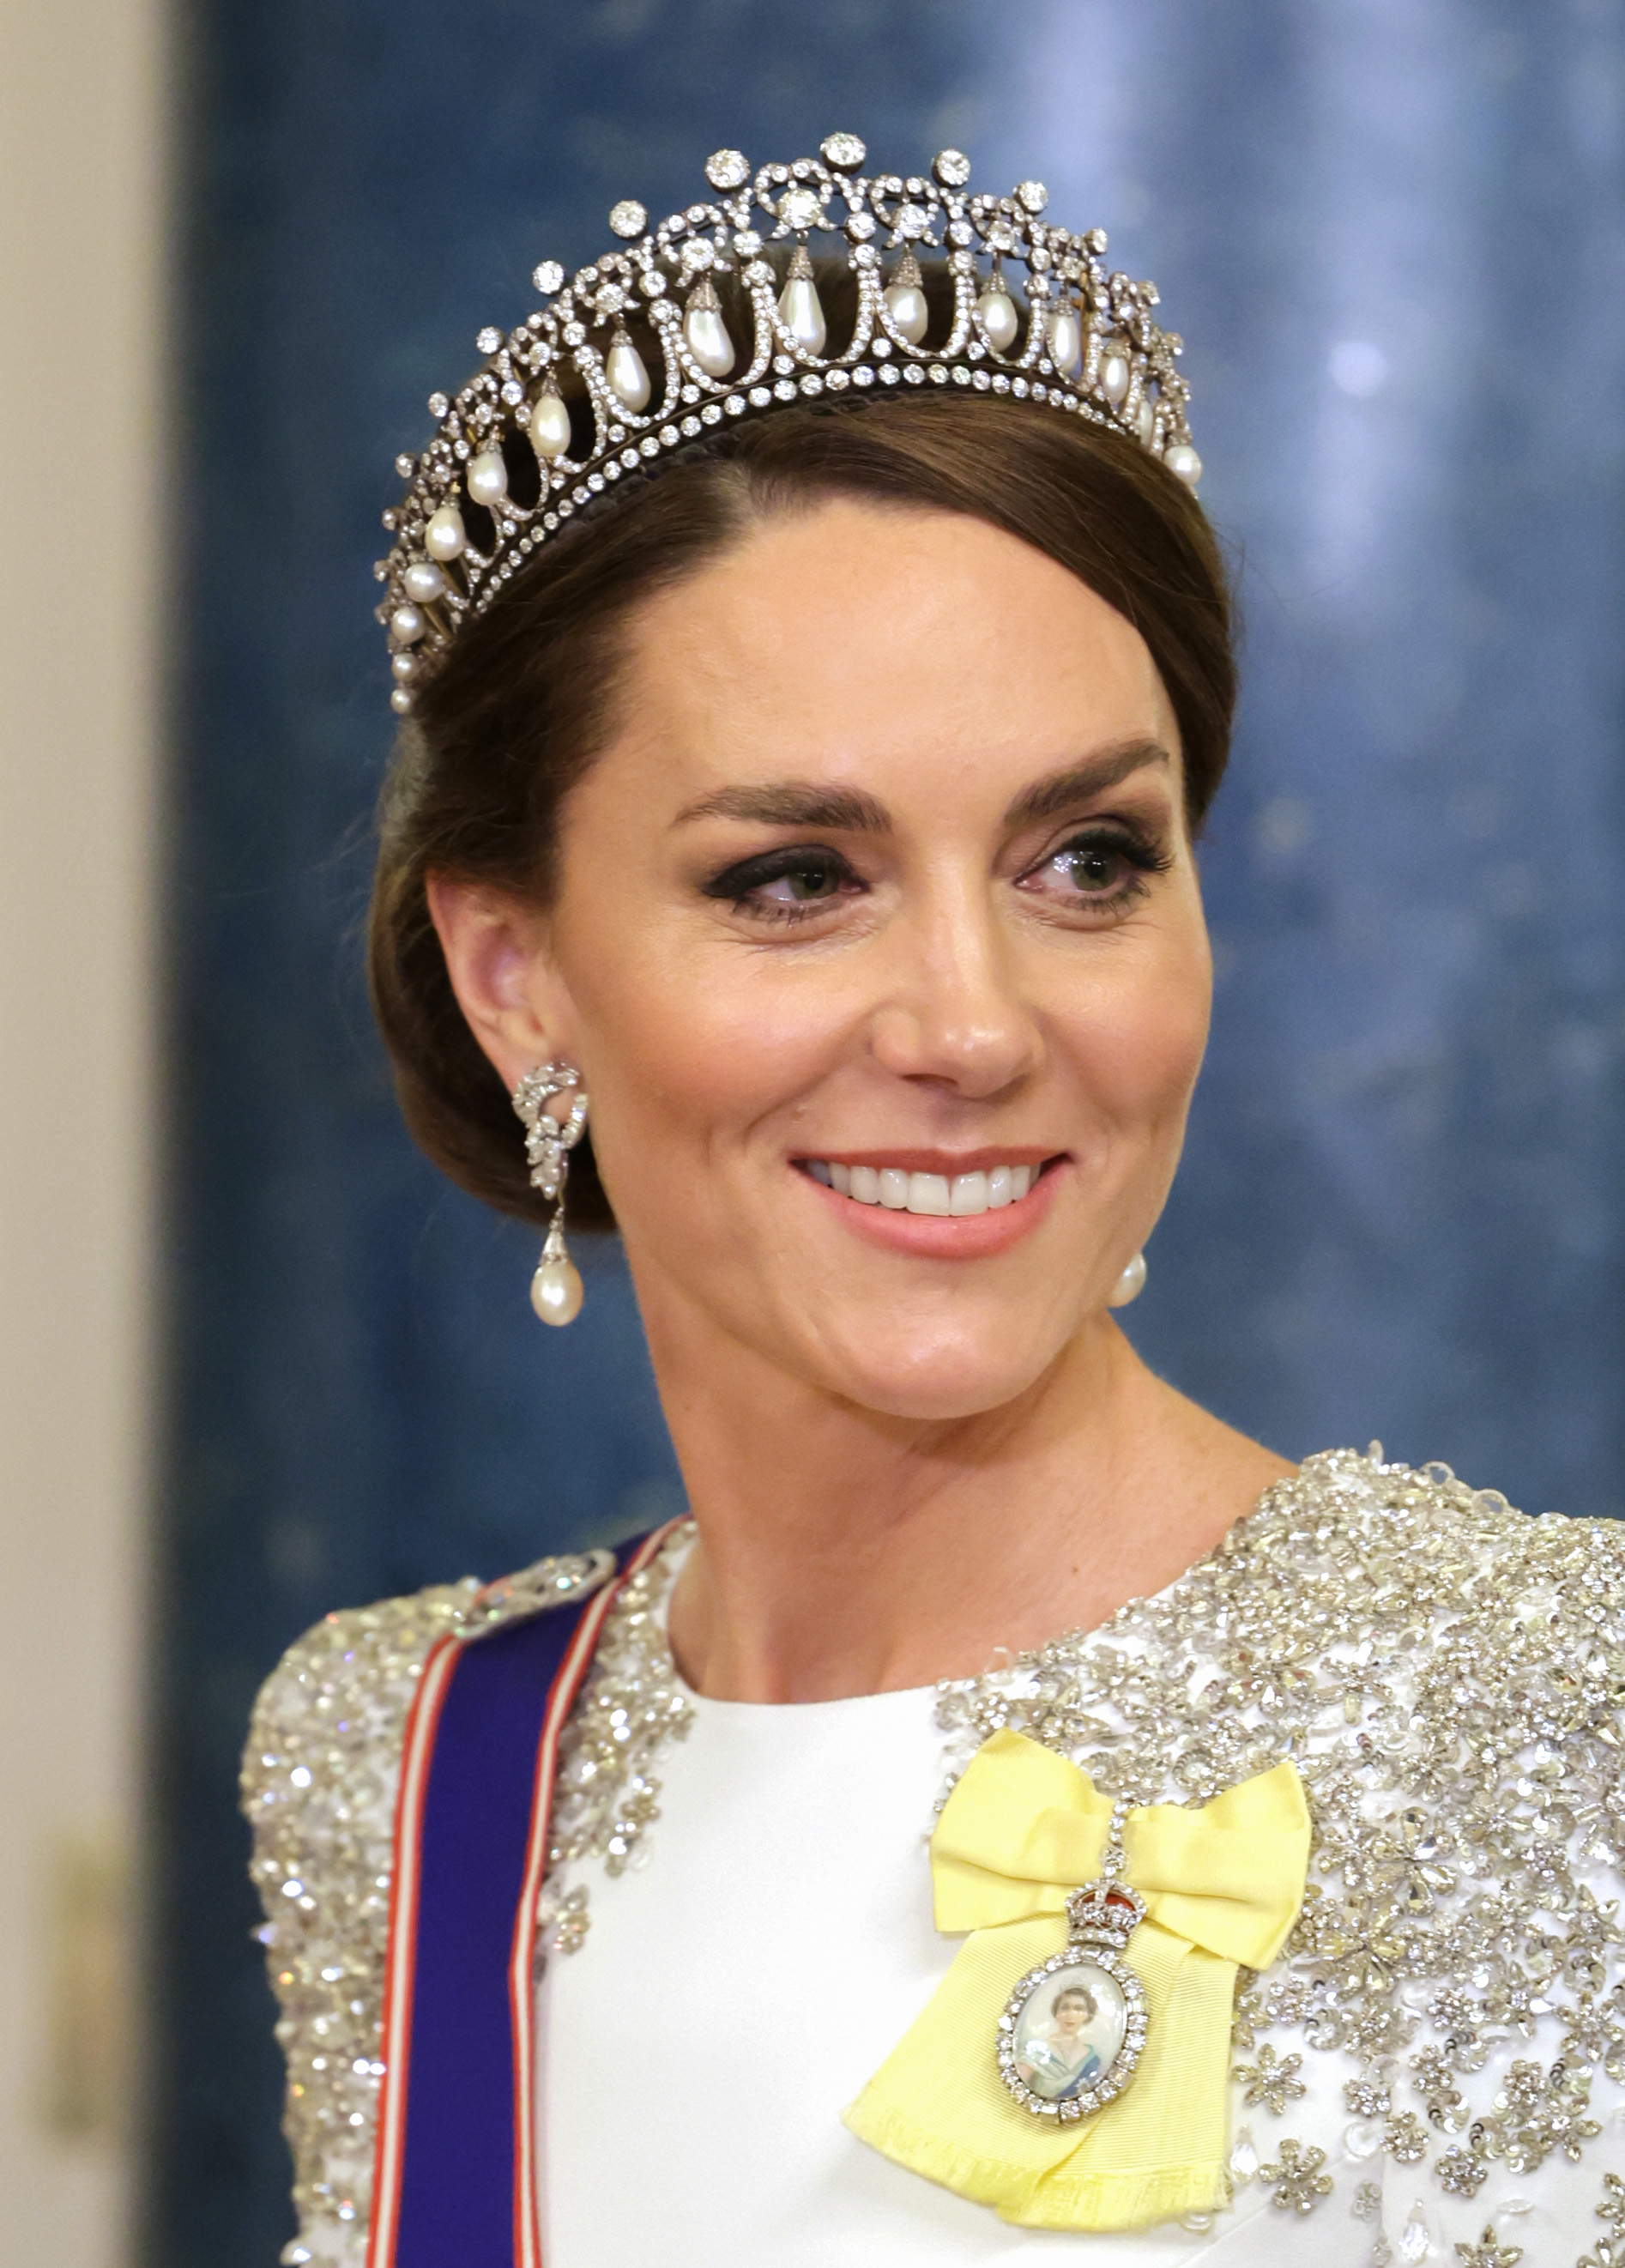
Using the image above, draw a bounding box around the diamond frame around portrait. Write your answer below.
[997,1942,1150,2121]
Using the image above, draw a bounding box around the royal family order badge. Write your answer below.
[997,1882,1150,2121]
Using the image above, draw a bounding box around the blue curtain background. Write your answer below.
[154,3,1625,2259]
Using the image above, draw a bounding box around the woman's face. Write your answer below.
[456,497,1211,1422]
[1054,1995,1091,2036]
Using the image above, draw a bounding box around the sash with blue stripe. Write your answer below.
[366,1528,668,2268]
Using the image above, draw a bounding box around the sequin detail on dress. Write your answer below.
[537,1531,695,1955]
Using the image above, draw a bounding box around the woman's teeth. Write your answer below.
[802,1161,1035,1215]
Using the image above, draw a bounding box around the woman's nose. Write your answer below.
[864,885,1042,1099]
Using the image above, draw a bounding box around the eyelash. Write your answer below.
[702,827,1172,928]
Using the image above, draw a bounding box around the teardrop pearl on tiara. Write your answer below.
[607,327,652,410]
[684,275,736,376]
[529,387,572,460]
[402,559,447,603]
[425,505,466,560]
[1048,302,1083,376]
[883,250,929,346]
[1108,1252,1148,1308]
[1099,346,1132,406]
[777,245,827,354]
[467,450,509,507]
[976,271,1019,354]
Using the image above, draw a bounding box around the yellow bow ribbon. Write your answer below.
[843,1731,1311,2232]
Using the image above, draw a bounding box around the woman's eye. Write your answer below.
[701,847,862,922]
[758,862,845,905]
[1022,830,1164,907]
[1052,842,1130,892]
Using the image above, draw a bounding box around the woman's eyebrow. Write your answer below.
[670,741,1169,834]
[671,781,891,832]
[1003,740,1172,828]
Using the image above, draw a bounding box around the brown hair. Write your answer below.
[369,393,1235,1231]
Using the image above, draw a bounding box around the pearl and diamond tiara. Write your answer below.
[377,132,1201,711]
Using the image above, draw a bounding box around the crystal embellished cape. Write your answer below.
[244,1452,1625,2266]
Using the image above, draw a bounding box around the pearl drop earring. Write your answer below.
[510,1061,589,1326]
[1108,1251,1147,1308]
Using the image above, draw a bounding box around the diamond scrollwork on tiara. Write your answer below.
[376,137,1201,711]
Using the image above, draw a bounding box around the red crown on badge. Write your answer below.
[1064,1882,1146,1944]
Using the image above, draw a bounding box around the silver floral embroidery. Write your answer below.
[1579,2168,1625,2267]
[1454,2229,1525,2268]
[1435,2141,1491,2197]
[1234,2042,1308,2114]
[1260,2135,1335,2213]
[536,1527,694,1956]
[1345,2071,1393,2118]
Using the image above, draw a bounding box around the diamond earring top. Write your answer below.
[377,135,1200,711]
[511,1061,589,1326]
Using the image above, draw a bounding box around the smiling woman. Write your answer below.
[245,143,1625,2268]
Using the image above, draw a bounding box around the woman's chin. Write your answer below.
[806,1315,1080,1424]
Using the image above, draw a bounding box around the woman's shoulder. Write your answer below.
[1210,1443,1625,1775]
[242,1546,617,1815]
[240,1548,613,2264]
[1174,1451,1625,2225]
[1239,1442,1625,1636]
[244,1572,483,1842]
[241,1545,617,1920]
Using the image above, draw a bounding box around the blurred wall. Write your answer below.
[158,3,1624,2262]
[0,2,166,2264]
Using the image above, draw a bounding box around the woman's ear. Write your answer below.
[426,874,577,1090]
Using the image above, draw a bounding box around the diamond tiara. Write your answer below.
[376,133,1201,712]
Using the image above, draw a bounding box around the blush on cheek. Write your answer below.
[1042,973,1208,1241]
[595,961,860,1134]
[571,984,839,1239]
[1066,985,1209,1137]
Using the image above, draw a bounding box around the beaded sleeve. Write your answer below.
[241,1553,611,2268]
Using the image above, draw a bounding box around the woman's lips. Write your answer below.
[794,1152,1067,1258]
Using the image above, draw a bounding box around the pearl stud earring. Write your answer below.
[1108,1252,1147,1308]
[510,1061,589,1326]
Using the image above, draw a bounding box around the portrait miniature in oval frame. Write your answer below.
[998,1948,1148,2120]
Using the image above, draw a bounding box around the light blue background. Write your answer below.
[154,3,1624,2256]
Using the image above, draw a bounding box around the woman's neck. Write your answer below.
[646,1305,1294,1703]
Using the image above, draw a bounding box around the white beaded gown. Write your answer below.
[245,1450,1625,2266]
